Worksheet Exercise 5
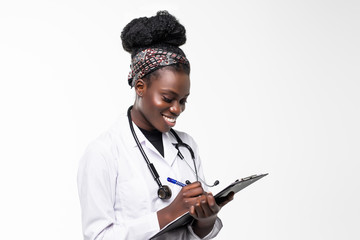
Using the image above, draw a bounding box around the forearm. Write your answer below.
[157,207,175,229]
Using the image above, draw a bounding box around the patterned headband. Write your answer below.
[128,48,190,87]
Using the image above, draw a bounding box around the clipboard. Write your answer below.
[214,173,268,204]
[150,173,268,239]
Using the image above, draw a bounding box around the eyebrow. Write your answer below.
[161,89,190,98]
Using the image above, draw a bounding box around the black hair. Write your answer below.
[121,11,190,85]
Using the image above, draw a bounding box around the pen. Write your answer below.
[167,177,186,187]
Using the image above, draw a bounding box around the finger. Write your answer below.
[207,192,216,207]
[182,188,204,199]
[194,198,205,218]
[183,196,200,208]
[206,193,220,213]
[182,184,204,198]
[182,181,201,190]
[200,197,214,217]
[190,205,196,216]
[183,194,207,209]
[228,191,235,200]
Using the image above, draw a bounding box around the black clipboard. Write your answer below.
[214,173,268,204]
[150,173,268,239]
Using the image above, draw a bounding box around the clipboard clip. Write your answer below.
[239,174,258,182]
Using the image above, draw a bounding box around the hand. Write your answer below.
[190,191,234,238]
[157,182,205,229]
[190,191,234,221]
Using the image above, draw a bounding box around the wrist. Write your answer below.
[191,216,217,238]
[158,205,181,229]
[193,215,217,229]
[157,208,171,229]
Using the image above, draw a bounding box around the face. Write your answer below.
[132,68,190,132]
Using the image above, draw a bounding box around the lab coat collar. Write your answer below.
[129,121,178,166]
[163,131,179,166]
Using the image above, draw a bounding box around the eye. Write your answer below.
[180,98,187,105]
[162,96,172,103]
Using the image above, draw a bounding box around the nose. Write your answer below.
[170,101,183,116]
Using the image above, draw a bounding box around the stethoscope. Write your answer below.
[127,106,219,200]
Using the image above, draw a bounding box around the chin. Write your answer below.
[159,127,171,133]
[156,124,171,133]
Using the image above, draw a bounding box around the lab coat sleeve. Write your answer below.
[77,140,160,240]
[186,218,223,240]
[152,217,222,240]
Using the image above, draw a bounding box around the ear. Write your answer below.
[134,79,147,97]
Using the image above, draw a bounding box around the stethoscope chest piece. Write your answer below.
[158,185,172,200]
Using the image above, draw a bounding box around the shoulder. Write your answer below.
[91,113,130,148]
[79,114,130,167]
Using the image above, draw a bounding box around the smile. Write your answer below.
[162,115,176,123]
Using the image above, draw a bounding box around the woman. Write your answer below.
[78,11,233,240]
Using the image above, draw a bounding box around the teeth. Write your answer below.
[163,115,176,123]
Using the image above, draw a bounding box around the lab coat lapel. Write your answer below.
[163,131,178,166]
[128,119,178,166]
[132,125,164,159]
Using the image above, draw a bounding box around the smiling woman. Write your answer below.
[131,68,190,132]
[77,11,233,240]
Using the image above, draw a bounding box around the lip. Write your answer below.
[162,114,177,127]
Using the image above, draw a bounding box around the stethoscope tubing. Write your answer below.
[127,106,164,188]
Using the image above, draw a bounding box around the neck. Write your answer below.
[130,105,155,131]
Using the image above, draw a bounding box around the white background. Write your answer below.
[1,0,359,239]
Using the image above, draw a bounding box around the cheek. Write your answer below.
[150,94,166,108]
[142,94,164,114]
[153,97,164,107]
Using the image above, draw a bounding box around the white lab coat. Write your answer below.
[77,113,222,240]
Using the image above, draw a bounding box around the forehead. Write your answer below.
[149,69,190,96]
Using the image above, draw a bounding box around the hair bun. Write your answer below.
[121,11,186,54]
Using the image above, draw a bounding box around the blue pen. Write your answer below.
[167,177,186,187]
